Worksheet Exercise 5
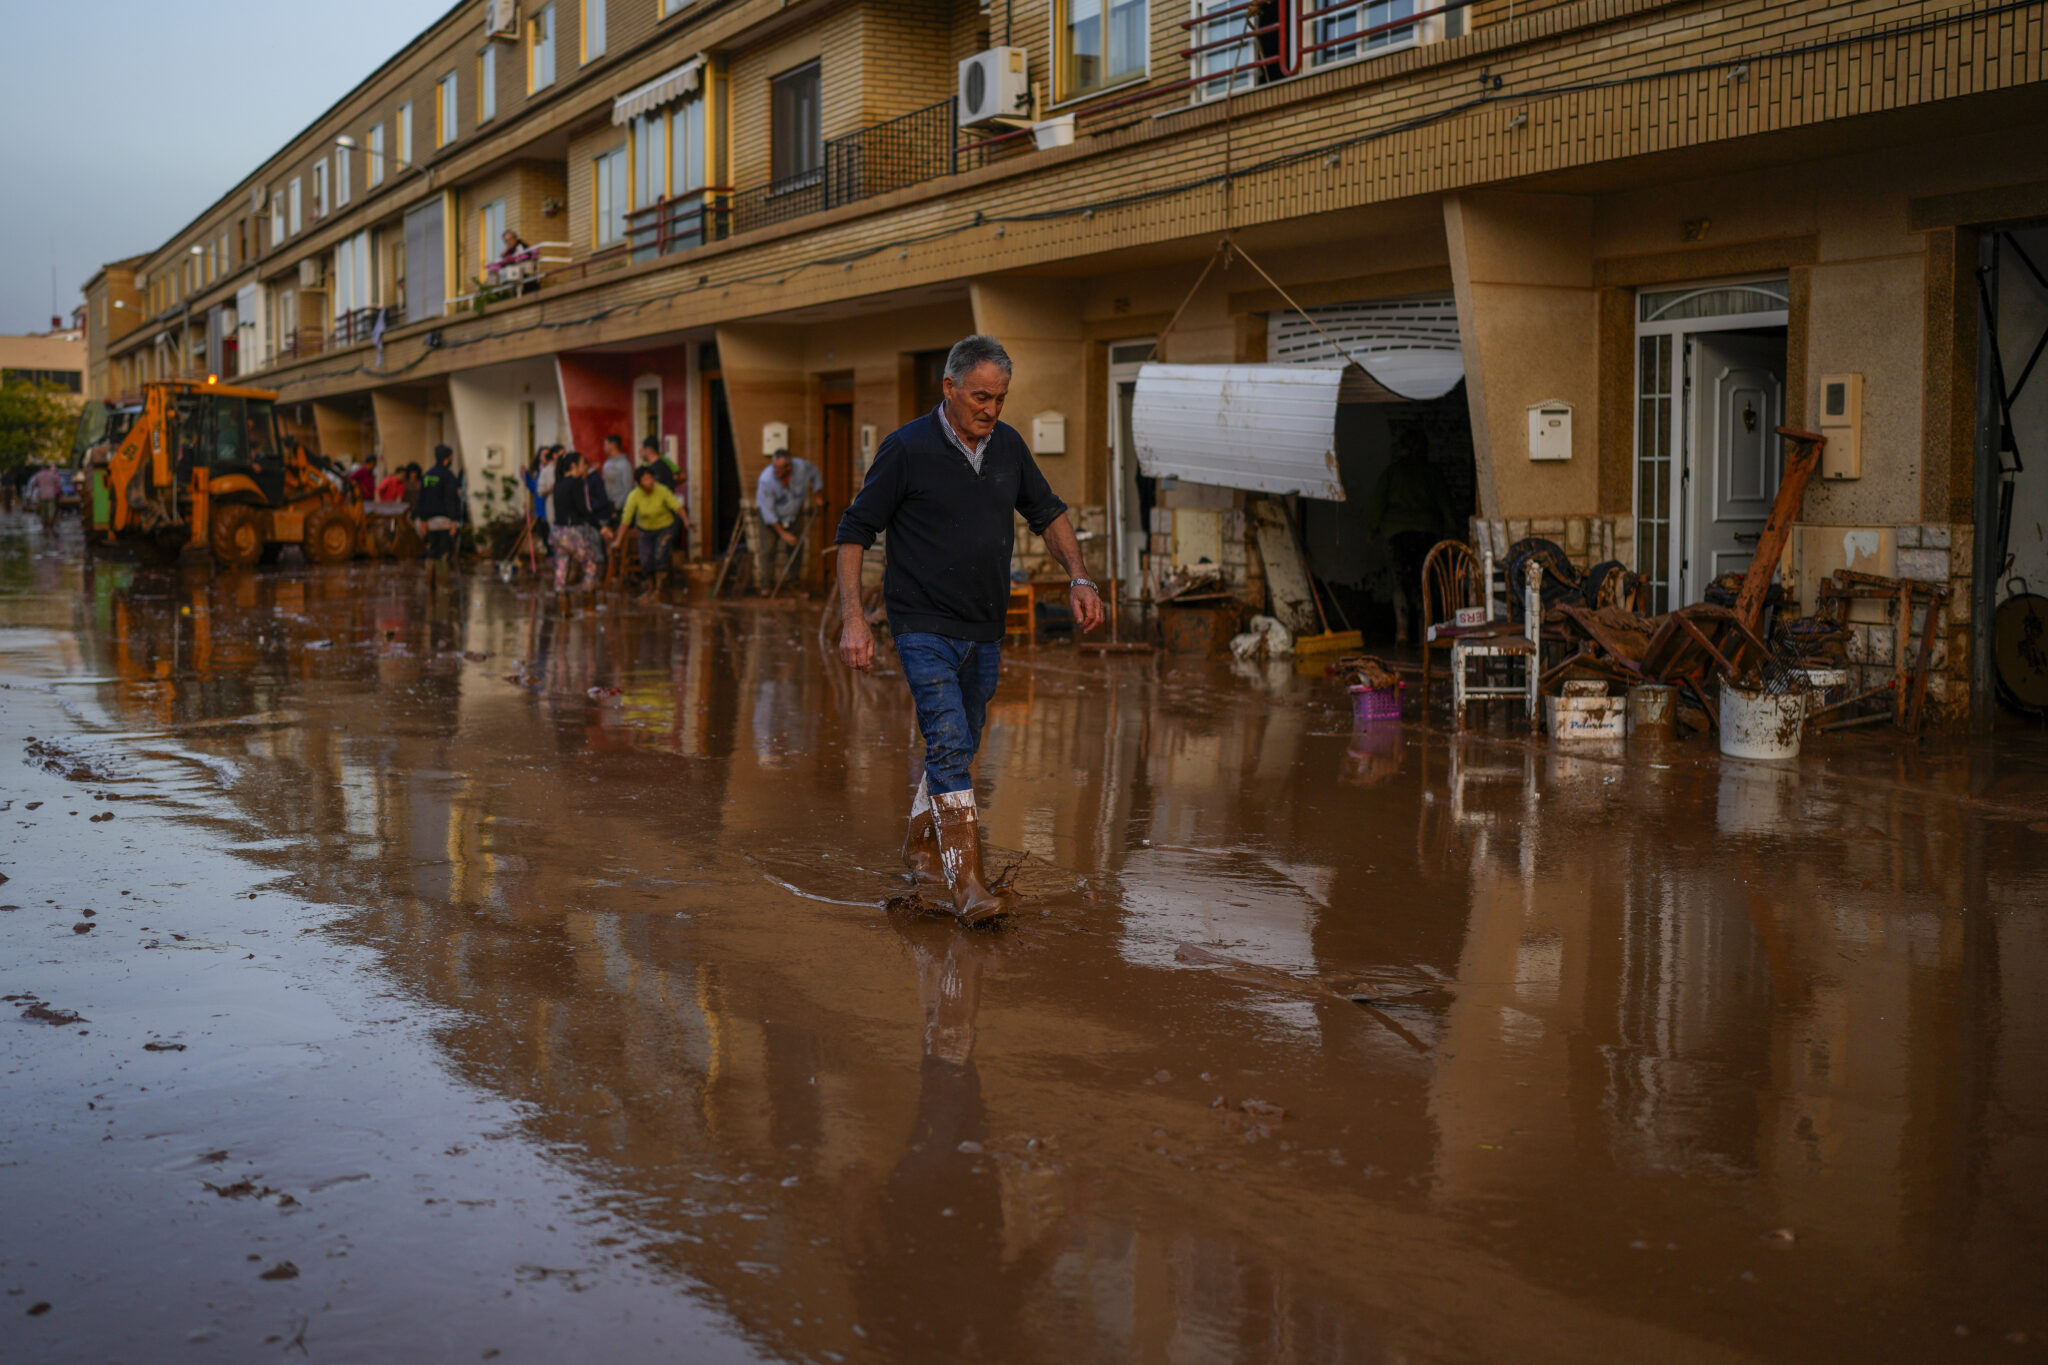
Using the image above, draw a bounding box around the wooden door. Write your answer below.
[818,396,854,585]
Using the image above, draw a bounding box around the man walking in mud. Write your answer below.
[834,335,1104,924]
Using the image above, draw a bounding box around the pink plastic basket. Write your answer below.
[1349,683,1403,724]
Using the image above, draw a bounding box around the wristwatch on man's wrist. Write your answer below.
[1069,577,1098,592]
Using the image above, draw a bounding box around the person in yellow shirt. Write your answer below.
[617,465,688,596]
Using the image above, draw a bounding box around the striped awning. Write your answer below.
[611,56,705,125]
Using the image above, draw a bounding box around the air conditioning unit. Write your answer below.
[298,257,326,289]
[484,0,519,39]
[958,47,1029,128]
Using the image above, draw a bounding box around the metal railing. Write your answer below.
[626,191,732,264]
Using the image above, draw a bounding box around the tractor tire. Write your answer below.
[303,506,357,565]
[209,504,265,568]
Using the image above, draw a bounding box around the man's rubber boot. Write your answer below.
[931,789,1009,926]
[903,810,947,890]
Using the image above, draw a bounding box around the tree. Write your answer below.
[0,379,76,471]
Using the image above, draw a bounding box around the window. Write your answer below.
[671,97,706,195]
[1193,0,1256,98]
[662,0,688,14]
[397,102,413,167]
[437,72,458,147]
[333,231,374,325]
[1061,0,1147,98]
[221,230,232,274]
[313,158,329,218]
[582,0,606,60]
[480,199,507,264]
[478,46,497,122]
[770,61,821,185]
[528,4,555,91]
[336,145,352,206]
[269,193,284,247]
[205,242,217,284]
[368,123,387,186]
[1311,0,1419,67]
[631,113,663,208]
[594,146,627,245]
[287,178,302,235]
[403,198,446,320]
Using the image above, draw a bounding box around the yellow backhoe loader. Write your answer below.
[89,379,414,567]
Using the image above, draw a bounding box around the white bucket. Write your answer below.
[1032,115,1076,150]
[1719,685,1804,761]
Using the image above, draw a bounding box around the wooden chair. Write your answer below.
[1420,540,1481,715]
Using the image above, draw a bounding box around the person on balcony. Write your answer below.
[488,230,539,296]
[833,334,1104,926]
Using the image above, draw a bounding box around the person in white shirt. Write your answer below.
[753,447,823,588]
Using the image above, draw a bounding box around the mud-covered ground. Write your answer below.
[2,513,2045,1364]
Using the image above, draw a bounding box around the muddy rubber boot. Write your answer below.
[903,809,947,889]
[931,790,1009,926]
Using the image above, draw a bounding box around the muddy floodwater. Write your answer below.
[3,518,2045,1364]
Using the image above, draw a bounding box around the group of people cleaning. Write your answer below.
[522,434,688,595]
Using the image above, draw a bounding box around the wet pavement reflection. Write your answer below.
[3,514,2046,1363]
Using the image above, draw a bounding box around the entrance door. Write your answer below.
[1687,333,1785,592]
[706,372,741,552]
[819,395,854,585]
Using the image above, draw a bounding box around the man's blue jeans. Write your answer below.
[896,632,1002,796]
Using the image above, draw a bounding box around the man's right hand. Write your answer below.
[839,613,875,672]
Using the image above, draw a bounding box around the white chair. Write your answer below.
[1450,552,1544,729]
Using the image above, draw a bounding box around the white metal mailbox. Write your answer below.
[1527,399,1573,461]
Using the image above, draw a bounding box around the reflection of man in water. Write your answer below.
[1367,429,1456,646]
[850,925,1062,1357]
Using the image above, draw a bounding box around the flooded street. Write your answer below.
[3,515,2045,1364]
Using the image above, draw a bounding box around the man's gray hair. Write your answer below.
[944,334,1013,384]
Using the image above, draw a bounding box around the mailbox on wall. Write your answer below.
[1527,399,1574,461]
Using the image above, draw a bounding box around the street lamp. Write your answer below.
[335,134,419,179]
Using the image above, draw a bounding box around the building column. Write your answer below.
[370,390,431,476]
[969,278,1093,510]
[311,402,370,466]
[1444,190,1600,523]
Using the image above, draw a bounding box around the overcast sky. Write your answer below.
[0,1,449,335]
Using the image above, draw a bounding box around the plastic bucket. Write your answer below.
[1627,683,1678,741]
[1719,685,1804,761]
[1350,683,1402,724]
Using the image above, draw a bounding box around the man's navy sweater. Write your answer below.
[834,409,1067,644]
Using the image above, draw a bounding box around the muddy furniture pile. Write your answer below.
[1437,428,1954,749]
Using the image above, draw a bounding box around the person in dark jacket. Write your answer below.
[549,450,607,592]
[834,334,1103,925]
[414,445,465,571]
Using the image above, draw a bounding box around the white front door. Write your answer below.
[1685,333,1785,597]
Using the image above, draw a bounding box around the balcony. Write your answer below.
[624,97,981,265]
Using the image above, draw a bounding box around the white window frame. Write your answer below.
[583,0,606,61]
[671,97,706,196]
[479,45,497,122]
[336,144,352,206]
[437,72,459,147]
[368,122,386,187]
[397,103,413,168]
[594,146,627,246]
[269,193,284,247]
[481,198,507,266]
[287,178,302,235]
[312,158,329,218]
[529,4,556,91]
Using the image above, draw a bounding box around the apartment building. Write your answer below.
[86,0,2048,720]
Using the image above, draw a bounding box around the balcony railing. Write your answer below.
[334,304,403,346]
[625,98,979,264]
[627,191,731,264]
